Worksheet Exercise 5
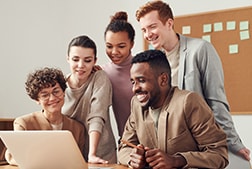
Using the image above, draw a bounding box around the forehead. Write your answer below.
[139,10,160,27]
[130,62,153,77]
[69,46,95,57]
[105,31,129,42]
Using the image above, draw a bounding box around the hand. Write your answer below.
[88,154,108,164]
[237,147,250,161]
[129,144,146,169]
[92,65,102,72]
[145,148,186,169]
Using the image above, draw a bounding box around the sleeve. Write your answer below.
[178,92,228,169]
[118,97,139,165]
[72,123,85,155]
[87,70,112,133]
[197,41,245,153]
[13,118,26,130]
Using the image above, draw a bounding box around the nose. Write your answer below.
[144,30,151,39]
[132,82,140,94]
[111,47,119,55]
[77,60,85,68]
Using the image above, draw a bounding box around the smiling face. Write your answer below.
[139,10,172,50]
[130,62,162,110]
[67,46,96,85]
[37,83,65,114]
[105,31,134,65]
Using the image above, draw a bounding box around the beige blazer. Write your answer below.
[118,87,228,169]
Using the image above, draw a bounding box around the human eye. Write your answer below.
[40,93,49,100]
[71,56,79,62]
[106,44,113,49]
[150,24,156,28]
[138,77,146,83]
[53,89,62,97]
[141,28,146,33]
[118,45,126,49]
[149,24,157,30]
[84,58,93,63]
[130,79,135,85]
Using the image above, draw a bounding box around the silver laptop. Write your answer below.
[0,130,88,169]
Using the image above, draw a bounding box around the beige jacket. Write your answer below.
[118,87,228,169]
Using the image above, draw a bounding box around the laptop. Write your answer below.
[0,130,88,169]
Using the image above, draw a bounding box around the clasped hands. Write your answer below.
[129,145,186,169]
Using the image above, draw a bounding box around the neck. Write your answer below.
[163,32,179,52]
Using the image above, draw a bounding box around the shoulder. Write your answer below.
[179,34,213,49]
[173,88,212,113]
[170,88,207,108]
[101,62,111,71]
[93,70,109,78]
[15,112,41,122]
[92,70,111,85]
[173,87,204,101]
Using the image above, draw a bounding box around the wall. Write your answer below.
[0,0,251,160]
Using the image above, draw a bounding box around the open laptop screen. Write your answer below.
[0,130,88,169]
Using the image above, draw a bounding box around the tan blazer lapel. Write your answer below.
[157,87,175,152]
[157,110,169,152]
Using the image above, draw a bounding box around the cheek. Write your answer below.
[87,63,94,70]
[69,61,77,68]
[121,48,130,55]
[106,49,112,57]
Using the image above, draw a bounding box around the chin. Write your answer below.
[140,102,149,111]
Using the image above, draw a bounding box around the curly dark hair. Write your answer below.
[25,67,67,101]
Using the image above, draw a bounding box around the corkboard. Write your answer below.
[144,6,252,114]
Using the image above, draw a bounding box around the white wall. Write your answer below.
[0,0,252,160]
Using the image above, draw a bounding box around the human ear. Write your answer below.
[165,18,174,30]
[35,100,41,105]
[160,72,168,86]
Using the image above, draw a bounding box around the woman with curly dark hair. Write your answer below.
[5,67,85,166]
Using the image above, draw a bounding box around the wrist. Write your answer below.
[173,155,187,168]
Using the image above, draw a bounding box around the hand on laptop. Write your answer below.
[88,154,108,164]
